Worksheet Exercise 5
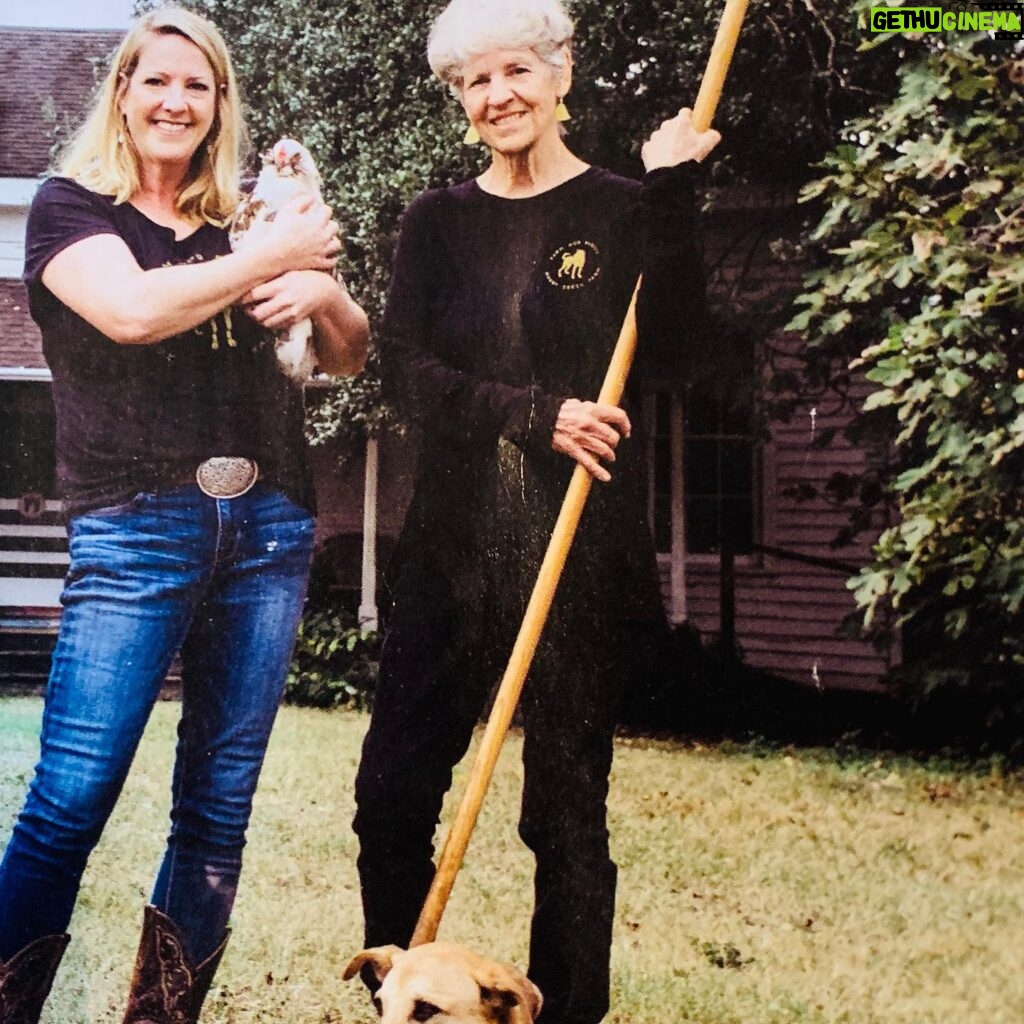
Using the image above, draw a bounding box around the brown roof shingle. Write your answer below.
[0,280,44,369]
[0,27,123,178]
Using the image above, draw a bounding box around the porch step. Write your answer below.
[0,628,55,692]
[0,623,181,695]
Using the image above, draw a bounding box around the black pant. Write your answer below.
[353,551,623,1024]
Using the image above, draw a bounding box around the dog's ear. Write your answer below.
[476,963,543,1023]
[342,945,404,983]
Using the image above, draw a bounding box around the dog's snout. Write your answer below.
[345,941,541,1024]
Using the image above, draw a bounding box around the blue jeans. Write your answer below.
[0,484,313,964]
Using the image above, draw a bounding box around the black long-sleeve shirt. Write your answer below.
[381,162,707,631]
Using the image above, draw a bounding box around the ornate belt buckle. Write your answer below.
[196,457,259,499]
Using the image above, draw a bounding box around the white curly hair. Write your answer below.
[427,0,574,91]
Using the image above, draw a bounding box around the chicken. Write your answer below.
[229,137,325,381]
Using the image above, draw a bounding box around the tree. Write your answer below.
[787,20,1024,695]
[158,0,900,450]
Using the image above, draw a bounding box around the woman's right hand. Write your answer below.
[261,196,341,277]
[551,398,631,483]
[641,107,721,171]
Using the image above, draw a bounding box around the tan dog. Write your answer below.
[343,941,542,1024]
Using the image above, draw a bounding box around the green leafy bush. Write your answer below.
[787,19,1024,695]
[285,607,381,710]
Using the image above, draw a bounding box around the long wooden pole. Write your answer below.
[410,0,750,948]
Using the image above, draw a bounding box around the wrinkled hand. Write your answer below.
[641,107,721,171]
[241,270,336,330]
[551,399,631,483]
[262,196,340,276]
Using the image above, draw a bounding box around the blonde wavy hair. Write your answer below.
[59,5,247,225]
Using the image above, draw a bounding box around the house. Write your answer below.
[0,29,125,619]
[0,26,896,692]
[662,185,898,690]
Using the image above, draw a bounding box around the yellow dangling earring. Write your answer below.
[555,99,570,123]
[463,122,481,145]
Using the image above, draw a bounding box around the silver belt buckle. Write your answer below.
[196,457,259,499]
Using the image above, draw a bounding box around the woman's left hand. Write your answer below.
[241,270,334,330]
[641,107,721,171]
[552,399,631,484]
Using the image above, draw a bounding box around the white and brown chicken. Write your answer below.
[230,138,326,382]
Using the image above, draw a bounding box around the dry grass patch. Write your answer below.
[1,698,1023,1023]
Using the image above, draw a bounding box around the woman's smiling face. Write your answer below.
[460,47,570,155]
[118,31,217,179]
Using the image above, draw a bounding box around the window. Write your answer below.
[683,380,756,554]
[0,381,57,496]
[0,379,66,608]
[647,378,758,557]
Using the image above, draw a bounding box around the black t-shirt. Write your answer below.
[23,176,313,518]
[380,163,708,629]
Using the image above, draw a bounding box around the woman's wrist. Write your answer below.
[240,237,291,284]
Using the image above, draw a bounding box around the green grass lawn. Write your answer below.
[2,696,1024,1023]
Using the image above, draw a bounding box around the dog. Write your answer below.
[343,941,542,1024]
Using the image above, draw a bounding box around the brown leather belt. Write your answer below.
[195,457,259,499]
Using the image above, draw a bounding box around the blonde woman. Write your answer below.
[352,1,718,1022]
[0,8,367,1023]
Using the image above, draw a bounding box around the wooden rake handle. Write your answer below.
[410,0,750,949]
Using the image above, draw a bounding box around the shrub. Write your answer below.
[787,24,1024,696]
[284,607,381,710]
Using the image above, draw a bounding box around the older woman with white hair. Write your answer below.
[352,1,718,1021]
[0,7,367,1024]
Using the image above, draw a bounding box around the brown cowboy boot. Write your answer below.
[0,933,70,1024]
[121,906,229,1024]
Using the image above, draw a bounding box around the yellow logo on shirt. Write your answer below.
[207,307,238,350]
[164,253,239,350]
[545,240,601,290]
